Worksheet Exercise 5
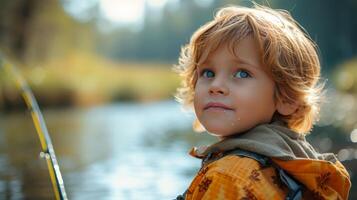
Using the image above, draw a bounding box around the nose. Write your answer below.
[209,77,229,96]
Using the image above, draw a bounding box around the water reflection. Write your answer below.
[0,111,54,199]
[0,101,215,199]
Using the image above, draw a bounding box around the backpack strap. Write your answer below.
[277,168,303,200]
[175,190,187,200]
[226,149,303,200]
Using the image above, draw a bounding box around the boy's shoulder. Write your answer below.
[203,154,276,181]
[185,155,287,200]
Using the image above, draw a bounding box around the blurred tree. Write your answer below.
[0,0,39,61]
[97,0,357,74]
[0,0,95,65]
[270,0,357,74]
[1,0,356,70]
[97,0,218,62]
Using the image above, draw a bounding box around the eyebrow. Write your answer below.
[199,57,262,72]
[233,57,261,71]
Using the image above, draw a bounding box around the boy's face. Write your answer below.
[194,36,277,137]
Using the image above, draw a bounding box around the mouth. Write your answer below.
[204,102,234,110]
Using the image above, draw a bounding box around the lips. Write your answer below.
[204,102,233,110]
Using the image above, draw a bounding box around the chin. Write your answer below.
[205,127,234,137]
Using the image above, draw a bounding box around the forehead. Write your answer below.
[200,36,263,69]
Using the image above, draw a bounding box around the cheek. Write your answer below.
[193,80,209,119]
[235,82,275,110]
[233,85,260,103]
[193,85,203,113]
[193,80,205,100]
[254,83,276,115]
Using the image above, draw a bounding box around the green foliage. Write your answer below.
[334,58,357,93]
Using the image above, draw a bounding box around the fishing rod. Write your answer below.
[0,54,68,200]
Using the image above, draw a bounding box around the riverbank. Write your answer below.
[0,53,180,111]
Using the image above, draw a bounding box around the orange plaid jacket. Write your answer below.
[184,153,350,200]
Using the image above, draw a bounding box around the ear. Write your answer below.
[276,100,299,116]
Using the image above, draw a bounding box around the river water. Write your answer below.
[1,99,356,199]
[0,101,216,199]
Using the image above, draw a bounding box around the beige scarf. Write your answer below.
[191,121,338,163]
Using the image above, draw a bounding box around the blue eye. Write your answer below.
[202,69,215,78]
[234,70,251,78]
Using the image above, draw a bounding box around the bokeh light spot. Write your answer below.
[350,129,357,143]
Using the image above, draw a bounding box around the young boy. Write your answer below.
[174,4,351,200]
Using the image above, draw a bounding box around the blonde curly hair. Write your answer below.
[174,4,325,134]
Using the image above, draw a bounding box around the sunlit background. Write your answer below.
[0,0,356,199]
